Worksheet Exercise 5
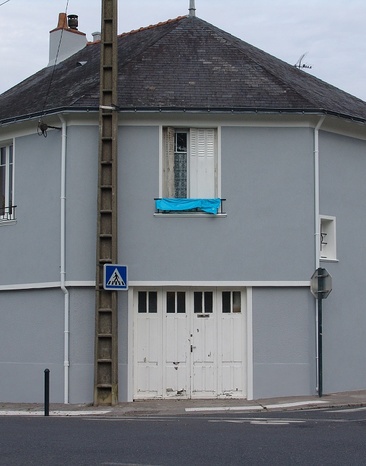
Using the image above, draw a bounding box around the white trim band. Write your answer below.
[0,281,95,291]
[129,281,310,287]
[0,280,310,292]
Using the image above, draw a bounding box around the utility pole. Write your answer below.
[94,0,119,406]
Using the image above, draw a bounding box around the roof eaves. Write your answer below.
[2,106,366,127]
[111,106,366,123]
[0,106,99,127]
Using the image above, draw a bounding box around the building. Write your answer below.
[1,6,366,404]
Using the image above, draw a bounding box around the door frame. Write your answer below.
[127,286,253,401]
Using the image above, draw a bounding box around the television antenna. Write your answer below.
[295,53,312,70]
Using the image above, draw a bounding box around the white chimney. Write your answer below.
[48,13,87,67]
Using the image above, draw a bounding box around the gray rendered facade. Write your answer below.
[1,112,366,402]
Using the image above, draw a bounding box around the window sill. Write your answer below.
[154,212,227,218]
[154,198,226,215]
[0,219,17,227]
[320,257,338,263]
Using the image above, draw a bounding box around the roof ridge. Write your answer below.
[199,18,366,111]
[200,19,319,109]
[86,15,187,47]
[119,15,187,38]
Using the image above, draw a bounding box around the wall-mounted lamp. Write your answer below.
[37,120,62,138]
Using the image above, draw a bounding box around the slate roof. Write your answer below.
[1,15,366,124]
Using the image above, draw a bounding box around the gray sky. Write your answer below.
[1,0,365,100]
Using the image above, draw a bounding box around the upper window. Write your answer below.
[0,143,15,221]
[320,216,337,261]
[162,127,217,198]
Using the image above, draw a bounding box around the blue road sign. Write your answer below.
[104,264,128,290]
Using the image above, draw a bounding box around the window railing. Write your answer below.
[0,205,17,221]
[154,198,226,215]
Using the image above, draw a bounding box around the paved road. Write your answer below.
[1,407,366,465]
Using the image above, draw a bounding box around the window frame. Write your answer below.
[173,129,189,198]
[161,126,219,200]
[319,215,337,261]
[137,291,158,313]
[0,141,15,223]
[222,291,242,313]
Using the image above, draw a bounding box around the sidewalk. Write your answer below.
[1,390,366,417]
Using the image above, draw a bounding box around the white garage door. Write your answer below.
[134,288,247,399]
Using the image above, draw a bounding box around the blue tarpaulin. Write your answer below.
[155,198,221,214]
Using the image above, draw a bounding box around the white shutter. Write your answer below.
[163,127,175,197]
[189,129,216,198]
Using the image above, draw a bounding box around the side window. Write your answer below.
[162,127,217,199]
[0,143,15,221]
[320,216,337,261]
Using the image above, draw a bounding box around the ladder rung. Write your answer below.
[98,259,112,264]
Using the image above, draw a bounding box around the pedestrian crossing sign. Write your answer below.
[103,264,128,290]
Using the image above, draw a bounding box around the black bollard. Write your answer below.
[44,369,50,416]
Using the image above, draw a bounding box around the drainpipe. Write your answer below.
[314,115,325,393]
[59,115,70,404]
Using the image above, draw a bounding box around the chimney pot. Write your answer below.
[67,14,79,30]
[57,13,67,29]
[92,31,102,42]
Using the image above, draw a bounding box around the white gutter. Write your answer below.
[314,115,325,392]
[59,115,69,404]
